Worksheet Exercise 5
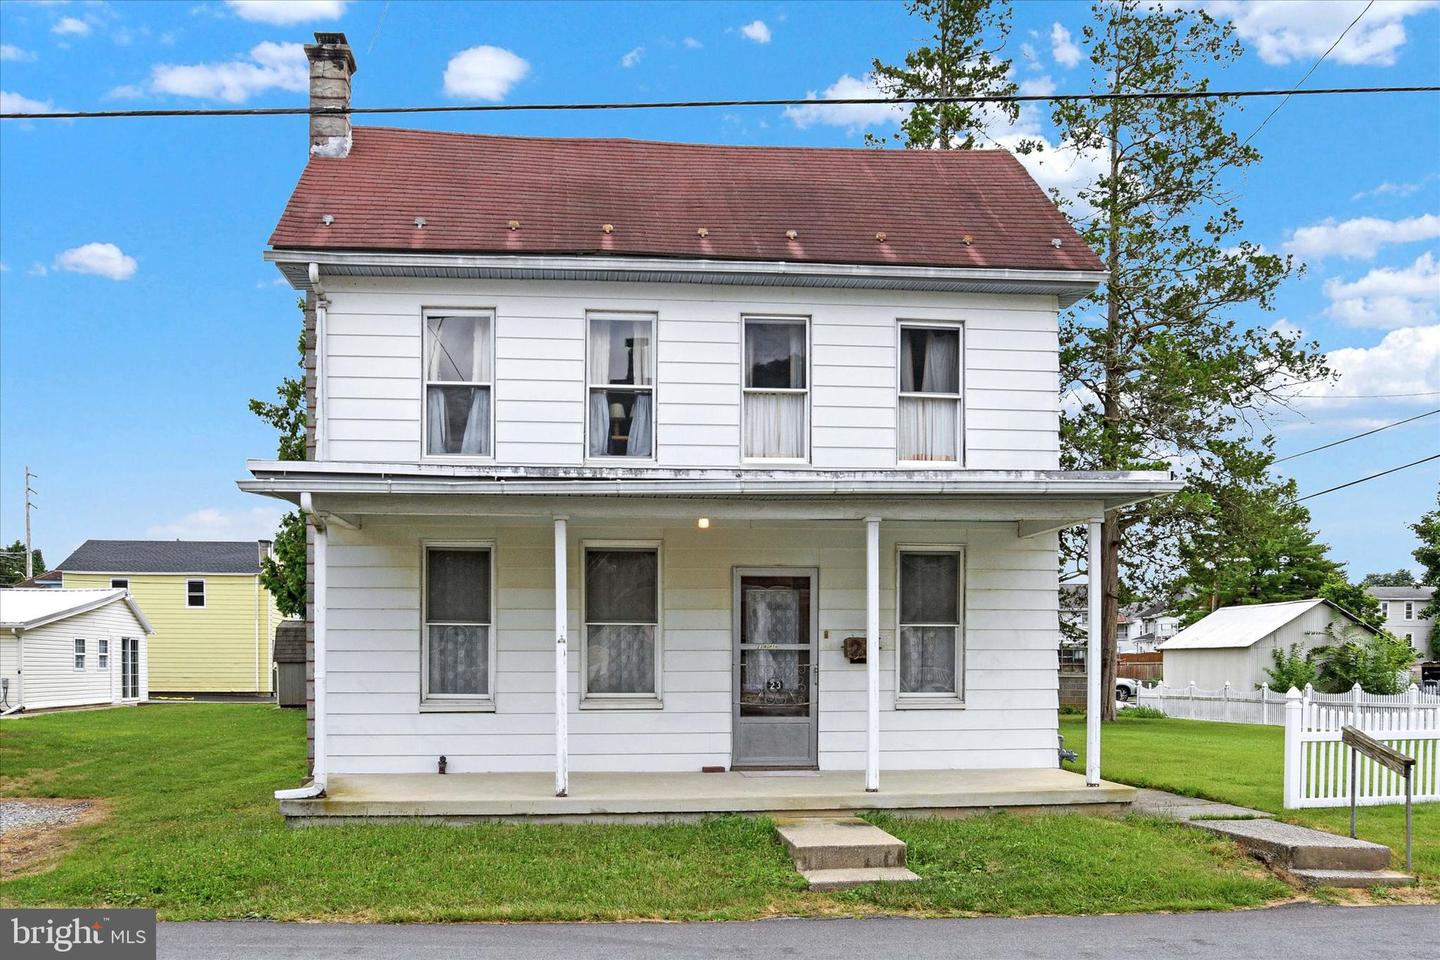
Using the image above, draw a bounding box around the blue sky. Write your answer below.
[1,0,1437,579]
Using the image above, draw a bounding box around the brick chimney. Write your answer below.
[304,32,356,158]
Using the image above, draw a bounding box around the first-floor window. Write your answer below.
[98,639,110,670]
[584,546,660,699]
[74,639,86,670]
[897,549,963,700]
[424,546,493,700]
[186,580,205,607]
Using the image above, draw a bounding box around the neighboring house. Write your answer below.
[1120,601,1179,654]
[12,570,62,589]
[1158,599,1380,691]
[243,34,1178,805]
[55,540,280,696]
[0,589,151,711]
[1368,585,1435,657]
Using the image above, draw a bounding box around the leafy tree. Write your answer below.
[1311,624,1417,695]
[0,540,45,587]
[1264,643,1317,693]
[1317,577,1383,629]
[249,298,308,618]
[868,0,1024,150]
[1048,2,1330,719]
[1412,486,1440,657]
[1360,569,1418,588]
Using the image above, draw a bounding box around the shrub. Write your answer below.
[1311,624,1417,695]
[1118,706,1167,720]
[1264,643,1318,693]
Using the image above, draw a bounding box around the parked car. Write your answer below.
[1116,678,1140,702]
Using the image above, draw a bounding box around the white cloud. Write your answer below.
[1050,22,1082,67]
[1292,324,1440,405]
[443,45,530,101]
[739,20,772,44]
[1323,252,1440,329]
[149,41,307,103]
[53,242,138,280]
[147,506,285,543]
[0,44,36,62]
[105,84,146,100]
[1204,0,1438,67]
[1284,214,1440,261]
[1019,41,1040,69]
[621,46,643,68]
[782,73,904,133]
[52,16,91,37]
[1352,176,1435,202]
[683,37,703,49]
[225,0,349,24]
[0,90,59,114]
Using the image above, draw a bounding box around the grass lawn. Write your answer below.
[1060,714,1440,885]
[0,704,1287,920]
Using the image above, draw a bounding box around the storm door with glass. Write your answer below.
[732,569,818,768]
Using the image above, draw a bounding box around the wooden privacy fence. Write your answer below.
[1136,681,1440,728]
[1284,688,1440,810]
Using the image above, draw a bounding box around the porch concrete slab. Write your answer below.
[800,866,923,891]
[280,767,1135,822]
[1189,818,1392,871]
[1130,788,1274,822]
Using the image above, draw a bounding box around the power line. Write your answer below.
[1242,0,1374,147]
[1287,390,1440,400]
[1292,453,1440,503]
[3,85,1438,121]
[1274,408,1440,463]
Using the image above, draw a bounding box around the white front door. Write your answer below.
[731,568,819,769]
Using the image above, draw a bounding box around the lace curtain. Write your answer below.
[898,553,960,695]
[585,549,659,695]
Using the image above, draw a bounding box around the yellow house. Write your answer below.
[57,540,282,696]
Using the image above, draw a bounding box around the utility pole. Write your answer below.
[24,465,37,580]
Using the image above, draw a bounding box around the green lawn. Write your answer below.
[0,704,1286,920]
[1060,714,1439,883]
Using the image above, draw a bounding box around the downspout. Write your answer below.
[275,492,328,800]
[309,262,329,462]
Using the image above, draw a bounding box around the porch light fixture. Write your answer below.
[697,517,710,530]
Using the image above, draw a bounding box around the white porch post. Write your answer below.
[1085,519,1102,787]
[554,516,569,798]
[865,516,881,793]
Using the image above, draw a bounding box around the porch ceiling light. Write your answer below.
[697,517,710,529]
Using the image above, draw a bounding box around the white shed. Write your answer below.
[1159,599,1379,691]
[1,589,152,711]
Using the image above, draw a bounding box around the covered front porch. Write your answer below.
[280,767,1135,824]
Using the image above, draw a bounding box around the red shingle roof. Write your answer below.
[269,126,1103,273]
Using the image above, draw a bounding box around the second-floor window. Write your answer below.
[1405,602,1415,620]
[186,579,205,608]
[110,578,128,590]
[588,313,655,458]
[425,311,493,457]
[743,317,808,460]
[898,323,961,462]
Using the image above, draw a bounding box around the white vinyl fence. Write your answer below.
[1283,688,1440,809]
[1135,681,1440,727]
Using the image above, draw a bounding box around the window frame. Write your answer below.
[421,307,497,463]
[579,540,664,709]
[1405,602,1415,620]
[74,638,86,671]
[110,578,129,590]
[584,310,659,462]
[98,638,109,670]
[1382,601,1390,618]
[893,544,966,708]
[740,314,811,464]
[185,579,206,609]
[895,319,965,467]
[420,540,498,711]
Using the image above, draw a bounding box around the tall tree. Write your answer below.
[868,0,1022,149]
[1049,2,1330,718]
[1361,569,1419,588]
[249,299,308,618]
[0,541,45,587]
[1412,486,1440,657]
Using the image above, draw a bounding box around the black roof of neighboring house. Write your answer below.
[1367,585,1435,601]
[57,539,266,575]
[273,620,307,663]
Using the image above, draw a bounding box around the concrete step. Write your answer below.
[1190,819,1392,871]
[775,817,908,871]
[800,866,923,892]
[1286,868,1415,890]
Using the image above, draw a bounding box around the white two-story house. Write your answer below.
[244,34,1179,820]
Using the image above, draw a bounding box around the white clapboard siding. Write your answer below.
[7,601,149,710]
[319,277,1061,470]
[321,518,1060,775]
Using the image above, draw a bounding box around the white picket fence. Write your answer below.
[1283,688,1440,809]
[1135,681,1440,728]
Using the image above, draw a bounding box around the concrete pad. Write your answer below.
[1130,788,1273,821]
[1286,868,1415,889]
[280,767,1135,823]
[776,817,907,871]
[800,866,922,891]
[1190,818,1392,871]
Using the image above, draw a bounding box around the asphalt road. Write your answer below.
[159,904,1438,960]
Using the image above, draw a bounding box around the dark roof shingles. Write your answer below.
[57,540,264,575]
[270,127,1103,273]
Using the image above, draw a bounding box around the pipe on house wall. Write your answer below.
[309,262,329,462]
[275,492,328,801]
